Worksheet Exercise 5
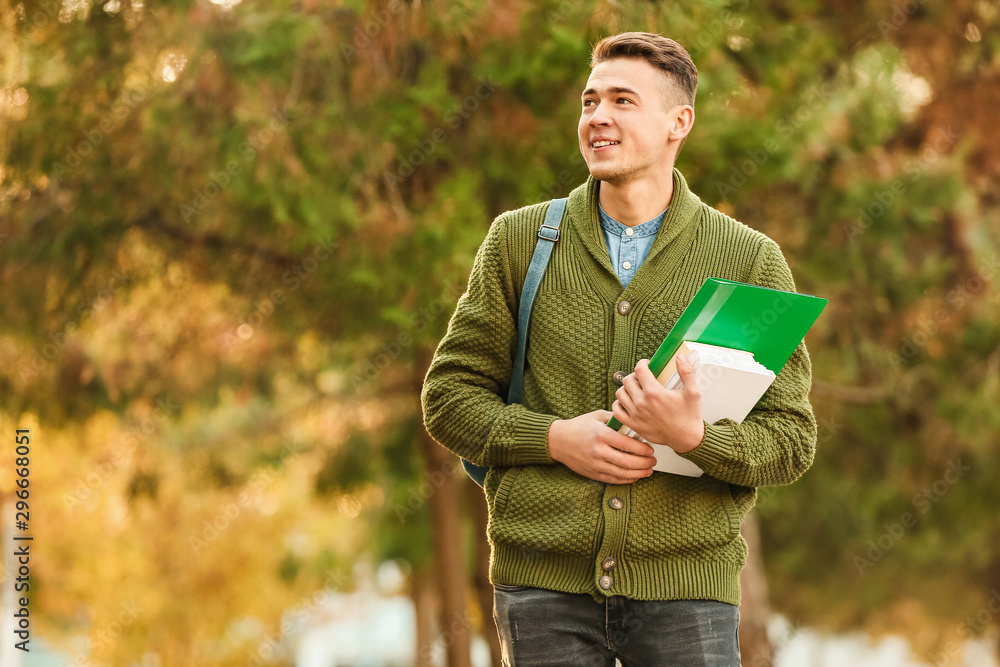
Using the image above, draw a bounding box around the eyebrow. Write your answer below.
[581,86,642,99]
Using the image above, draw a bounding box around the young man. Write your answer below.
[421,32,817,665]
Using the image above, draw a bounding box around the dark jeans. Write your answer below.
[493,585,740,667]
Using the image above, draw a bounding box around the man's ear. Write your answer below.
[669,105,695,142]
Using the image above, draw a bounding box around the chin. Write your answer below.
[588,168,627,185]
[585,162,614,180]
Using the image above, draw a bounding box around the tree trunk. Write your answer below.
[418,426,473,667]
[739,511,774,667]
[994,577,1000,667]
[411,565,440,667]
[468,481,502,666]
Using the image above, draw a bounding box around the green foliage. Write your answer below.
[2,0,999,662]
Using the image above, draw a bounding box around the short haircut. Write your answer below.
[590,32,698,107]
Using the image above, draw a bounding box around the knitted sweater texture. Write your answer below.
[420,170,817,605]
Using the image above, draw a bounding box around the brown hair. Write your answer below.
[591,32,698,107]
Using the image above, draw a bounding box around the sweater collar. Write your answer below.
[566,169,703,293]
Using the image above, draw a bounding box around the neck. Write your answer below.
[597,170,675,226]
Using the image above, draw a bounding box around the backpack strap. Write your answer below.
[462,197,568,488]
[508,197,566,404]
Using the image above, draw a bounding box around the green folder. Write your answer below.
[606,277,828,430]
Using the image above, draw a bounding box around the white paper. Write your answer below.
[623,342,776,477]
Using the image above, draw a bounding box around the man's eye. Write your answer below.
[583,99,595,107]
[618,97,632,104]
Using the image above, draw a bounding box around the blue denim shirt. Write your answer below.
[598,203,667,289]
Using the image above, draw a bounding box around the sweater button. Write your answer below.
[608,497,623,510]
[602,557,616,571]
[617,300,632,315]
[599,575,613,590]
[612,370,627,386]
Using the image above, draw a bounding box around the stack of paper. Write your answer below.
[623,341,776,478]
[661,342,776,424]
[621,425,706,477]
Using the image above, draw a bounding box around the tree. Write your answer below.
[2,0,998,665]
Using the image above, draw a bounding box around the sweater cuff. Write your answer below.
[508,411,558,466]
[678,422,736,472]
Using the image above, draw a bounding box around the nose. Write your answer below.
[589,101,612,127]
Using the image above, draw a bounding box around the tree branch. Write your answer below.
[811,379,893,404]
[131,212,298,268]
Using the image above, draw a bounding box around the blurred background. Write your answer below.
[1,0,999,665]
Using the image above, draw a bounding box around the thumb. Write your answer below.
[676,354,701,398]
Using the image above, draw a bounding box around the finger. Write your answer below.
[612,450,657,470]
[611,401,632,430]
[602,470,651,485]
[611,383,642,413]
[611,459,655,479]
[607,431,655,458]
[596,473,632,485]
[676,354,701,400]
[676,353,693,375]
[599,462,653,484]
[592,436,655,469]
[620,367,641,396]
[590,409,614,422]
[633,358,656,390]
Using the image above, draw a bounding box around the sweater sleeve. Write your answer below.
[678,239,818,487]
[420,213,558,468]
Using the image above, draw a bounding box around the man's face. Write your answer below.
[578,57,682,185]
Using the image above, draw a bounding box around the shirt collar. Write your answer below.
[597,201,668,238]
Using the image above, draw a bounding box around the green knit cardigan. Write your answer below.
[421,169,817,605]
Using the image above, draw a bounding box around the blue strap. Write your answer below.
[463,198,568,488]
[508,198,566,404]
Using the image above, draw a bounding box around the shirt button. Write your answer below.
[608,497,623,510]
[602,557,616,571]
[625,228,634,236]
[599,575,613,590]
[617,301,631,315]
[622,261,632,270]
[612,370,627,386]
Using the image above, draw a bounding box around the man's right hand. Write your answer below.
[547,410,657,484]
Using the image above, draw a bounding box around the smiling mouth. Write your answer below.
[591,140,620,148]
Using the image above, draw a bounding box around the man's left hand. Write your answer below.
[611,355,705,453]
